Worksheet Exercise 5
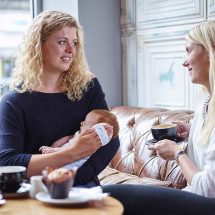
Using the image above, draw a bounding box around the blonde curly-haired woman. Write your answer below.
[0,10,119,187]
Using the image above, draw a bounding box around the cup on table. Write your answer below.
[151,123,177,141]
[29,175,48,199]
[0,166,27,193]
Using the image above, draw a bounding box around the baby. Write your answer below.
[39,109,119,169]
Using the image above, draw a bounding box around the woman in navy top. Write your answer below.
[0,10,119,187]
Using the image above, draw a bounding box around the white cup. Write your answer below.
[29,175,47,199]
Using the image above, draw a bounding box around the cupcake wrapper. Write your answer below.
[47,178,74,199]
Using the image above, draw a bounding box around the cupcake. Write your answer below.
[42,167,76,199]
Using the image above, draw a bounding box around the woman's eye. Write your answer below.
[58,40,66,45]
[72,41,77,47]
[186,48,191,55]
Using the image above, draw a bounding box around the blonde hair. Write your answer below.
[90,109,119,139]
[12,10,91,100]
[186,21,215,145]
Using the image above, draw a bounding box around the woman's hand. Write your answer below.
[147,139,181,161]
[66,128,102,161]
[148,138,200,185]
[173,121,191,140]
[28,128,101,176]
[99,123,113,139]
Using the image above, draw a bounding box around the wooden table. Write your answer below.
[0,196,124,215]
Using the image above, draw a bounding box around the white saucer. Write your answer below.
[2,183,31,199]
[36,187,108,206]
[0,199,6,206]
[36,191,89,205]
[0,194,6,206]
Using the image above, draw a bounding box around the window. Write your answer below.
[0,0,31,97]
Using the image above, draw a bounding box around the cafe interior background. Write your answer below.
[0,0,214,111]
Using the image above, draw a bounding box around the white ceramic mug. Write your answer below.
[29,175,47,199]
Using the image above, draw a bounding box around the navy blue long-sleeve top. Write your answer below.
[0,78,120,186]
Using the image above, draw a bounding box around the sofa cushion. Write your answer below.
[99,166,172,187]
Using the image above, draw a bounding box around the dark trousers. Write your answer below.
[102,184,215,215]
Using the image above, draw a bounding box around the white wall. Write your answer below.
[79,0,122,106]
[42,0,78,20]
[42,0,122,106]
[122,0,209,111]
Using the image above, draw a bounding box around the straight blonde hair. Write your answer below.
[186,21,215,145]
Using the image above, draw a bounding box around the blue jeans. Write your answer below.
[102,184,215,215]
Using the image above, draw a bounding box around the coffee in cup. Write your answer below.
[151,123,177,141]
[0,166,27,193]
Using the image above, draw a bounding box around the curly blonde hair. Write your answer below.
[12,10,91,100]
[186,21,215,145]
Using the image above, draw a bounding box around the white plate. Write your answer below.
[35,187,108,206]
[0,199,6,206]
[36,190,89,205]
[0,194,6,206]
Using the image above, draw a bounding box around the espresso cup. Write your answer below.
[0,166,27,193]
[151,123,177,141]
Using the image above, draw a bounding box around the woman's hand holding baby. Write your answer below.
[66,128,103,160]
[39,123,113,162]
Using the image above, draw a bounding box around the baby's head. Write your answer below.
[80,109,119,139]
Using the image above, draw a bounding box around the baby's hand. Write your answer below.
[39,146,55,154]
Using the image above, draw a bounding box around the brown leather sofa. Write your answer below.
[98,106,194,189]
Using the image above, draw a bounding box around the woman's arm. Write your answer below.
[176,153,199,184]
[0,92,30,166]
[0,92,103,176]
[28,128,102,176]
[74,137,119,186]
[188,129,215,197]
[148,140,199,185]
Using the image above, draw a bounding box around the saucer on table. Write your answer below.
[35,187,109,206]
[36,191,89,206]
[2,183,31,199]
[0,194,6,206]
[0,199,6,206]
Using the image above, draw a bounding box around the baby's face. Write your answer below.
[80,113,100,133]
